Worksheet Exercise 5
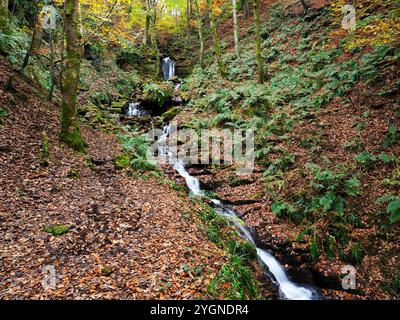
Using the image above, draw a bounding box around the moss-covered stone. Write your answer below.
[114,154,130,170]
[43,225,69,236]
[161,107,181,122]
[101,266,114,277]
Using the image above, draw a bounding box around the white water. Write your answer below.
[162,57,176,80]
[158,125,315,300]
[127,102,147,117]
[174,82,183,91]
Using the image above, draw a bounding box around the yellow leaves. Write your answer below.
[346,16,400,49]
[329,0,400,49]
[213,7,223,16]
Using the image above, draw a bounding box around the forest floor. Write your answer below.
[0,59,232,299]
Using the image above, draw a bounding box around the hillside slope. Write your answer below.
[173,0,400,299]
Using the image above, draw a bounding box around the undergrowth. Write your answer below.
[193,200,261,300]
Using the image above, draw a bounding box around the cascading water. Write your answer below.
[157,125,317,300]
[127,102,146,117]
[211,198,315,300]
[162,57,176,80]
[174,82,183,91]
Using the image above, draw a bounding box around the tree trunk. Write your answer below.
[193,0,204,68]
[150,9,160,77]
[232,0,239,59]
[48,28,56,101]
[60,0,85,152]
[59,3,65,91]
[0,0,8,30]
[241,0,249,19]
[143,12,150,45]
[253,0,265,83]
[21,1,42,72]
[186,0,191,32]
[206,0,225,78]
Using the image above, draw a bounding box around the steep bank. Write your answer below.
[168,1,399,299]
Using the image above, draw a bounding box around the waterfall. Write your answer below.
[162,57,176,80]
[127,102,146,117]
[157,125,317,300]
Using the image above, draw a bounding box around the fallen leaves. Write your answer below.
[0,60,227,300]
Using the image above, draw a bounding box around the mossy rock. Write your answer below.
[110,100,128,113]
[114,154,130,170]
[179,123,196,130]
[101,266,114,277]
[43,225,69,236]
[143,82,174,108]
[161,107,181,122]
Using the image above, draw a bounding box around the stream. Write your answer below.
[126,58,320,300]
[159,126,319,300]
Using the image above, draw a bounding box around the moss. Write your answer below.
[161,178,186,192]
[43,225,69,236]
[65,0,74,16]
[208,254,261,300]
[101,266,114,277]
[85,158,97,171]
[193,200,261,299]
[60,126,87,153]
[0,108,7,117]
[0,4,8,30]
[0,107,8,125]
[131,158,157,172]
[228,176,254,187]
[161,107,181,122]
[110,100,128,112]
[114,154,130,170]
